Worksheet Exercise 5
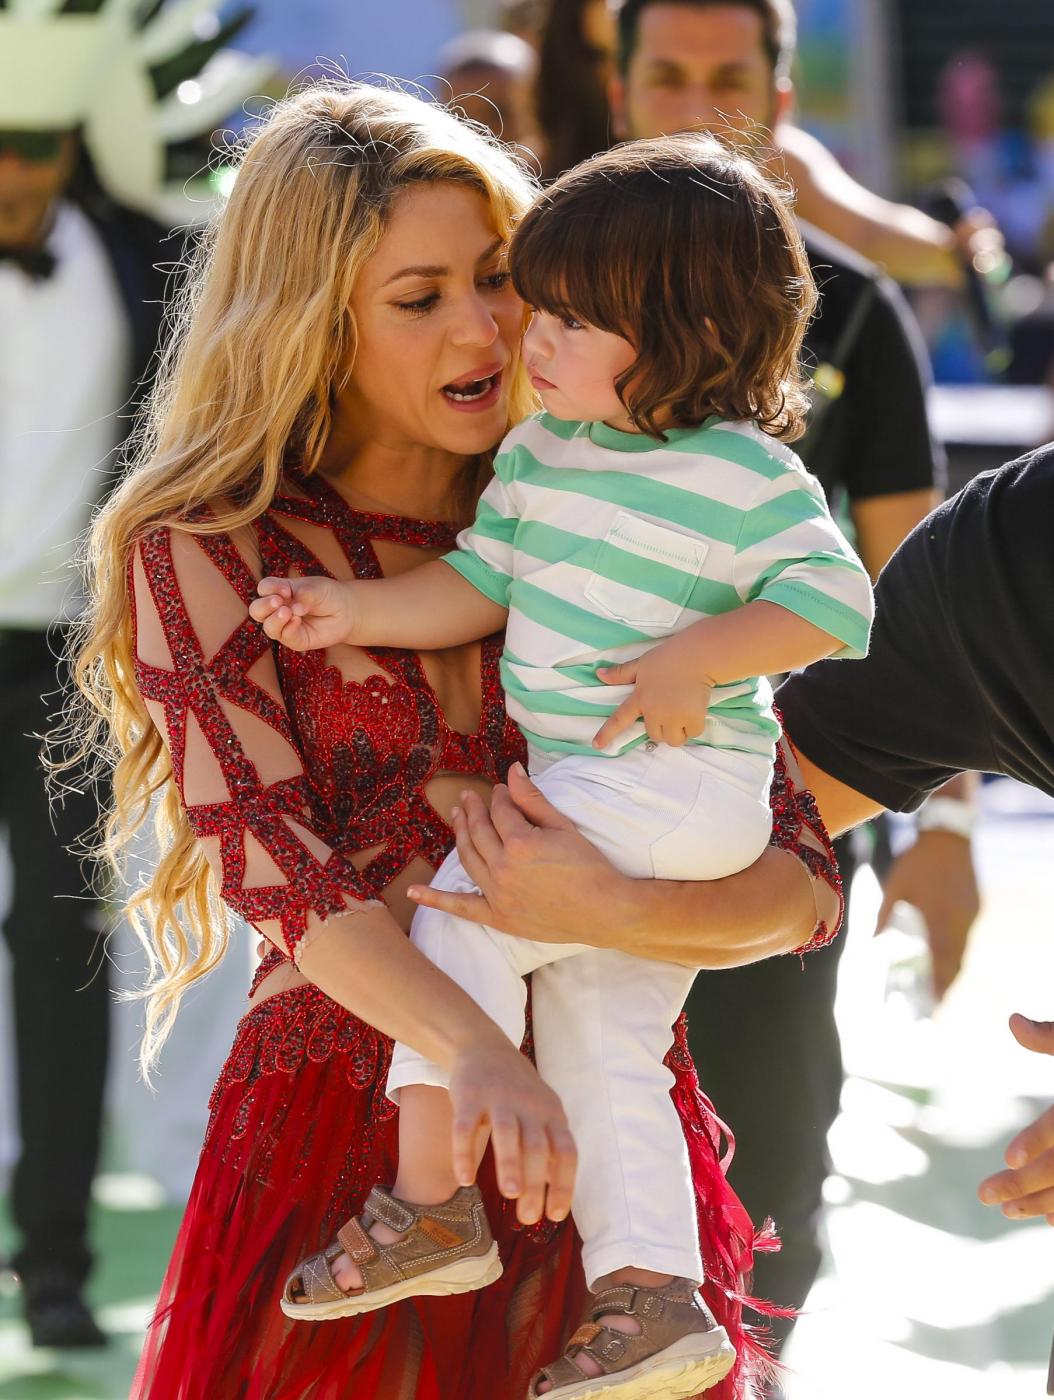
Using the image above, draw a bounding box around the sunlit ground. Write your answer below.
[782,780,1054,1399]
[0,780,1051,1398]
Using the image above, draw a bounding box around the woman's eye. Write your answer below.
[395,293,439,315]
[481,270,512,291]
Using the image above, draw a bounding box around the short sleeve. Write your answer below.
[838,275,945,501]
[131,523,376,958]
[776,489,996,811]
[444,453,522,607]
[733,465,875,658]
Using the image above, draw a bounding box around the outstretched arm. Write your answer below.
[251,558,508,652]
[781,125,1005,288]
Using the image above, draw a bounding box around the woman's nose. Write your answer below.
[451,294,500,347]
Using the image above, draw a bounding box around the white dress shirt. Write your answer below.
[0,201,132,628]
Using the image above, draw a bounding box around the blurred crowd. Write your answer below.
[437,1,1054,394]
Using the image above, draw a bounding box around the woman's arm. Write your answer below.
[133,527,571,1221]
[409,747,849,966]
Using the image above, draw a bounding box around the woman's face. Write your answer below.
[341,182,525,459]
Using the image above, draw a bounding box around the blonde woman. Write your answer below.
[73,84,841,1398]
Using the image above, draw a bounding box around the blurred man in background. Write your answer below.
[437,28,543,156]
[611,0,1004,288]
[0,0,265,1349]
[610,0,980,1375]
[0,116,166,1361]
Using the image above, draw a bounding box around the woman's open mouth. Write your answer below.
[441,368,503,411]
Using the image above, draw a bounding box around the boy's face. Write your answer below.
[523,310,638,428]
[611,3,789,147]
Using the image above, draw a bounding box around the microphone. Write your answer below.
[924,177,1011,379]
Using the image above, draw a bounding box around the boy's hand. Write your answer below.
[593,634,714,749]
[249,575,357,652]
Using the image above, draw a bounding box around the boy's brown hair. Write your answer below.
[509,133,817,442]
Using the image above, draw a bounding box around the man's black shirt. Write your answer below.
[779,444,1054,809]
[798,223,943,503]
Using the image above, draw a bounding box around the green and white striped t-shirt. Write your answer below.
[446,412,874,759]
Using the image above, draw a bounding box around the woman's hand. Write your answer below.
[979,1015,1054,1225]
[250,575,358,651]
[448,1034,577,1225]
[409,755,825,965]
[408,762,633,944]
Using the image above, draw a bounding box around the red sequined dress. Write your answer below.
[127,469,841,1400]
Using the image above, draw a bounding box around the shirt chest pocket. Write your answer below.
[583,511,709,629]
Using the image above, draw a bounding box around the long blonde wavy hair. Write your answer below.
[66,83,538,1071]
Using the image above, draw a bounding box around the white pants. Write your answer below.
[388,741,772,1289]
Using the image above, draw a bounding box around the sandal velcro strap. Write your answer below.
[567,1322,602,1350]
[365,1186,417,1234]
[300,1250,353,1305]
[588,1284,637,1319]
[336,1216,377,1265]
[529,1354,592,1395]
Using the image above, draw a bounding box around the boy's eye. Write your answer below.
[561,315,584,331]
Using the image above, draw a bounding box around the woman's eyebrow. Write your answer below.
[381,239,505,288]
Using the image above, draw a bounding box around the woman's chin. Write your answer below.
[434,400,509,455]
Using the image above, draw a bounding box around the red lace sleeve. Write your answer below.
[768,739,844,956]
[130,524,375,958]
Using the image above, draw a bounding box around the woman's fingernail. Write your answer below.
[511,761,525,776]
[1008,1148,1027,1168]
[407,887,421,900]
[450,806,460,820]
[980,1186,998,1204]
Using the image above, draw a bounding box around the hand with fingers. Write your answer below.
[979,1015,1054,1224]
[249,575,358,652]
[594,636,714,751]
[874,830,981,1000]
[448,1034,577,1225]
[408,762,627,944]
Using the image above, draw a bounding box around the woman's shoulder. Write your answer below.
[134,500,265,592]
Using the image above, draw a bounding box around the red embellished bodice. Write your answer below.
[131,469,525,959]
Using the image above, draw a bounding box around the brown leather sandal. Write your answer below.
[279,1184,501,1322]
[526,1278,736,1399]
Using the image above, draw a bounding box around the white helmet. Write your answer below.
[0,0,273,223]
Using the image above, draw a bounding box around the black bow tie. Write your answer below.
[0,245,57,282]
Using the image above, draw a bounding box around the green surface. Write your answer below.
[0,1196,180,1400]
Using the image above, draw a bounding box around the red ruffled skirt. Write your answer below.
[132,978,778,1399]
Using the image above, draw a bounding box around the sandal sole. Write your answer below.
[530,1328,736,1400]
[280,1243,503,1322]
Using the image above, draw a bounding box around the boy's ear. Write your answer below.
[609,75,629,141]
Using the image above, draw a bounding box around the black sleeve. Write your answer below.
[838,274,946,502]
[777,486,997,811]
